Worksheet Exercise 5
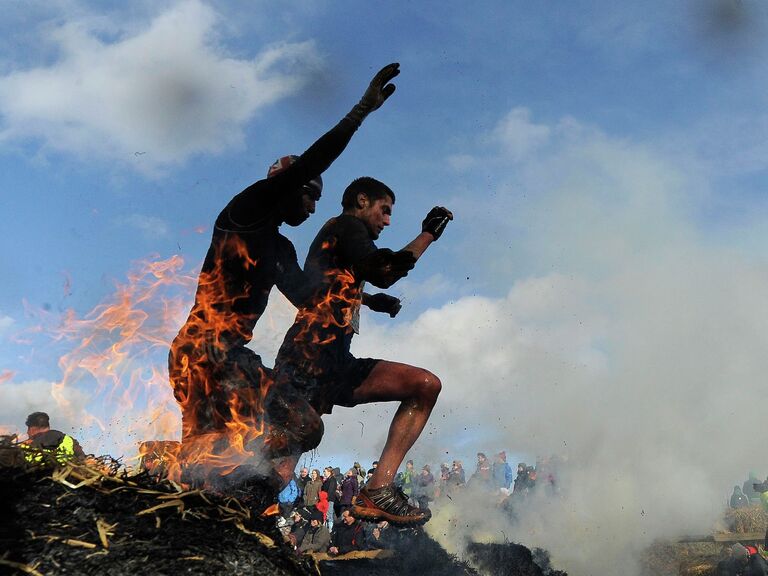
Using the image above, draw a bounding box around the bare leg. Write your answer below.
[350,360,441,490]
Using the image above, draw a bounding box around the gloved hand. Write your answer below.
[355,248,416,289]
[422,206,453,241]
[346,63,400,123]
[365,293,402,317]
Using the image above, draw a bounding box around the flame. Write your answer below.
[261,503,280,517]
[29,254,196,455]
[10,227,361,496]
[289,265,359,370]
[163,234,277,484]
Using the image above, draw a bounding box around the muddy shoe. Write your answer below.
[352,484,431,525]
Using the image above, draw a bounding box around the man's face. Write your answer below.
[406,461,413,470]
[342,511,355,525]
[357,195,392,239]
[300,468,308,478]
[283,184,320,227]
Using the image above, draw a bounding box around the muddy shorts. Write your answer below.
[274,355,381,415]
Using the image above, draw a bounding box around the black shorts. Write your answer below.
[274,355,381,415]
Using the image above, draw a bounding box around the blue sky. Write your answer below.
[3,2,768,572]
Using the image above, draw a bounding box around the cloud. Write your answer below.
[0,314,13,334]
[491,107,551,162]
[0,0,322,172]
[0,378,90,437]
[311,108,768,575]
[115,213,170,240]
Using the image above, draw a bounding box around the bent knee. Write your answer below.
[302,412,324,451]
[414,369,441,401]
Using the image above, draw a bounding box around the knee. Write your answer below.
[415,369,441,404]
[298,411,324,452]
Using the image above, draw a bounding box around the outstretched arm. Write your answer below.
[232,64,401,215]
[402,206,453,259]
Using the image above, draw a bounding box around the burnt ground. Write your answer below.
[1,456,566,576]
[0,459,317,576]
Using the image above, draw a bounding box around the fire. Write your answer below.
[23,254,195,455]
[12,228,359,498]
[290,266,359,366]
[261,503,280,517]
[165,234,277,485]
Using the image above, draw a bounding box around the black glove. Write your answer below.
[365,293,402,318]
[346,63,400,124]
[422,206,453,241]
[355,248,416,289]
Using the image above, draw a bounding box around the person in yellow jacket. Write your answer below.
[21,411,86,464]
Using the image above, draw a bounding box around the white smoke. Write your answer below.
[310,108,768,575]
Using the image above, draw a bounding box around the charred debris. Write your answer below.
[1,447,565,575]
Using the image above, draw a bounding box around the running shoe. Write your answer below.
[352,484,431,525]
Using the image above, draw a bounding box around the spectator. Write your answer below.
[21,412,86,464]
[492,451,512,490]
[289,507,311,550]
[296,467,310,504]
[744,472,762,503]
[436,462,450,499]
[716,543,768,576]
[278,475,299,518]
[367,520,396,549]
[353,462,366,485]
[304,469,323,507]
[322,466,338,527]
[330,509,368,555]
[299,509,331,554]
[525,465,537,490]
[513,463,528,494]
[730,486,751,509]
[447,460,465,494]
[415,464,435,510]
[470,452,492,489]
[339,468,359,515]
[400,459,415,503]
[367,460,379,476]
[333,467,344,490]
[317,489,330,524]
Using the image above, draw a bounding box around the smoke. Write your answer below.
[311,109,768,574]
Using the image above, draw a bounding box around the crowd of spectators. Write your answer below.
[276,451,563,556]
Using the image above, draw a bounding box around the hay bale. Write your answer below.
[724,506,768,533]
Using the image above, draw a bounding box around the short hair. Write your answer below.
[341,177,395,210]
[25,412,50,428]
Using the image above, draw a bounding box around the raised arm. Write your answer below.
[232,64,401,214]
[355,206,453,289]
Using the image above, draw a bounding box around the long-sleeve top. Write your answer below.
[303,478,323,506]
[299,525,331,553]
